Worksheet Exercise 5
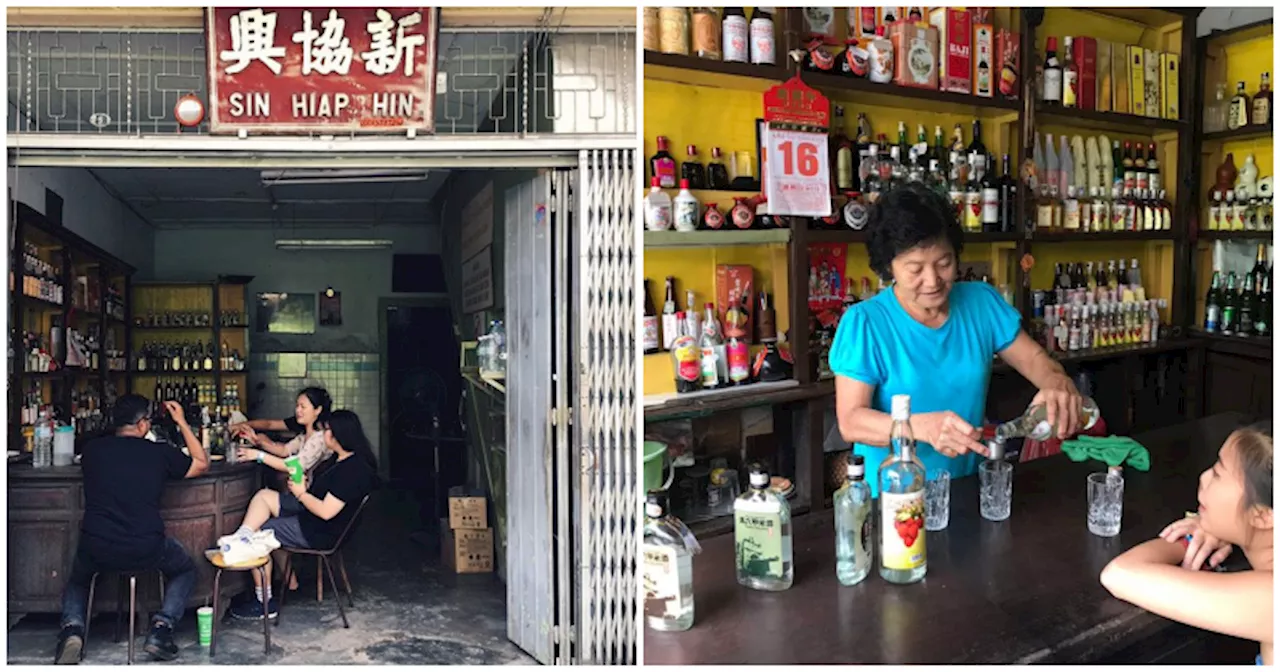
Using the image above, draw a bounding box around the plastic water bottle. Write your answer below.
[33,412,53,468]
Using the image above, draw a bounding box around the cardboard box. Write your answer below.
[1161,52,1180,121]
[715,265,754,342]
[1112,42,1129,115]
[448,493,488,530]
[442,523,495,574]
[1127,46,1145,116]
[1096,41,1113,112]
[930,7,973,94]
[996,29,1020,99]
[1143,49,1161,118]
[890,20,939,89]
[973,18,994,97]
[1072,36,1097,111]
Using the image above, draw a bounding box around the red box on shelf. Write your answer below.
[930,7,972,94]
[1072,36,1098,111]
[715,265,755,342]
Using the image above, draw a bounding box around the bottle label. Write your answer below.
[981,188,1000,224]
[700,346,720,386]
[703,206,724,229]
[727,341,750,381]
[642,315,660,350]
[672,335,701,382]
[735,501,785,579]
[749,18,774,64]
[843,199,868,230]
[642,544,679,608]
[880,489,926,570]
[1063,70,1077,107]
[674,200,699,232]
[654,159,677,188]
[1254,99,1271,126]
[723,16,748,62]
[662,313,678,350]
[646,202,672,231]
[1205,305,1220,331]
[1042,69,1062,102]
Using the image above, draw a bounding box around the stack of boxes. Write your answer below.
[1068,37,1180,121]
[443,488,494,574]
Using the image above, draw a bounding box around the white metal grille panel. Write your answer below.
[573,148,637,665]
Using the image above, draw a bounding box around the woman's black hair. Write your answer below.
[297,387,333,428]
[322,410,378,472]
[865,182,965,282]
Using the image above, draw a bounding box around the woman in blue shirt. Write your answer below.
[829,184,1085,494]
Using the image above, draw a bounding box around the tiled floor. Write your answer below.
[6,490,534,665]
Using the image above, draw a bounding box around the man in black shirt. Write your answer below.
[54,395,209,664]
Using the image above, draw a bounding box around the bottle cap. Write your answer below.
[679,178,691,190]
[651,177,660,188]
[986,437,1005,460]
[748,464,770,488]
[687,144,697,155]
[645,490,669,518]
[891,394,911,420]
[847,454,865,479]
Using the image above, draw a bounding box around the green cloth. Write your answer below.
[1061,435,1151,471]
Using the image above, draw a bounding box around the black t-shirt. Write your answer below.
[298,454,374,549]
[80,435,193,567]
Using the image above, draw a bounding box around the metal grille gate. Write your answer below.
[570,148,636,665]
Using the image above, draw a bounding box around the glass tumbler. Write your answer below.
[979,460,1012,521]
[1087,472,1124,537]
[924,469,951,531]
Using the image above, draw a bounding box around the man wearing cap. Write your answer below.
[54,394,209,664]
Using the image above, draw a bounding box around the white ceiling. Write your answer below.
[88,167,449,229]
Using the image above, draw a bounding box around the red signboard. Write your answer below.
[762,76,830,129]
[206,7,438,134]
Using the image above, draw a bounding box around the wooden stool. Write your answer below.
[205,550,271,657]
[84,569,164,665]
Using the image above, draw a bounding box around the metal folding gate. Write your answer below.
[504,148,635,665]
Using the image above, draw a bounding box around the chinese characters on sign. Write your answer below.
[761,76,832,218]
[206,7,438,133]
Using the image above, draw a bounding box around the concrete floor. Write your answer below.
[7,490,536,665]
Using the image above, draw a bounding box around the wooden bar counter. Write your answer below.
[7,460,261,613]
[646,412,1260,665]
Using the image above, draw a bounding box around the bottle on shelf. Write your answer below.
[1228,81,1250,130]
[690,7,720,61]
[673,180,700,232]
[681,145,706,190]
[706,148,730,190]
[1254,72,1273,127]
[643,279,660,355]
[661,277,678,350]
[834,454,873,586]
[645,178,673,232]
[657,7,689,56]
[721,8,748,64]
[670,312,701,394]
[1041,36,1063,106]
[880,394,926,585]
[651,137,678,189]
[643,490,699,632]
[748,7,775,66]
[734,463,793,591]
[698,302,724,389]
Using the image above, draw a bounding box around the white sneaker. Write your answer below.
[252,529,281,552]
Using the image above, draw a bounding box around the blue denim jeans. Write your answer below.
[60,537,197,630]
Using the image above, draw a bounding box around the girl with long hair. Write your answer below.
[1100,422,1273,664]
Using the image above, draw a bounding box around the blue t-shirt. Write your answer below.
[829,281,1022,497]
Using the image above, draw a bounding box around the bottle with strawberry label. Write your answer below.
[879,394,927,584]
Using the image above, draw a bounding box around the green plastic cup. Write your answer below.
[284,455,303,484]
[196,606,213,647]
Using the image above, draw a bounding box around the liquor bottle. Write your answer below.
[995,395,1101,441]
[896,121,910,166]
[1134,143,1148,195]
[999,155,1017,233]
[699,302,723,388]
[1254,72,1273,126]
[706,147,730,190]
[749,7,775,65]
[756,289,777,343]
[834,454,873,586]
[980,163,1000,233]
[202,343,214,371]
[642,490,698,631]
[932,125,947,175]
[879,394,926,584]
[964,164,983,232]
[1228,81,1250,130]
[833,106,855,192]
[1222,272,1239,334]
[1256,274,1272,337]
[1146,142,1161,196]
[661,277,678,350]
[670,313,701,393]
[1240,272,1257,335]
[651,136,678,188]
[722,8,748,63]
[673,180,699,232]
[1121,140,1135,193]
[644,177,672,231]
[734,463,793,591]
[1062,36,1078,108]
[968,120,988,180]
[1042,36,1063,105]
[684,289,701,338]
[681,145,706,190]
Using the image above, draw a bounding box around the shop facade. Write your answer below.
[7,6,635,664]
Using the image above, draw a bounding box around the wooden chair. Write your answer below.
[83,569,164,664]
[276,494,370,628]
[205,550,271,657]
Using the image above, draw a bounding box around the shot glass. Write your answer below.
[924,469,951,531]
[979,460,1013,521]
[1087,472,1124,537]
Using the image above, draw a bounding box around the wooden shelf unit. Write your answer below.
[8,201,135,450]
[642,8,1208,536]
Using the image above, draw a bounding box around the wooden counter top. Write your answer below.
[645,412,1259,665]
[8,460,258,481]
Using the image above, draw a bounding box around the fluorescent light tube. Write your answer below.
[274,239,394,250]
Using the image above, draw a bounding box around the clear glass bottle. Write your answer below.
[706,457,740,517]
[734,463,793,591]
[834,454,873,586]
[643,491,699,631]
[979,438,1013,522]
[994,396,1100,441]
[879,395,927,584]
